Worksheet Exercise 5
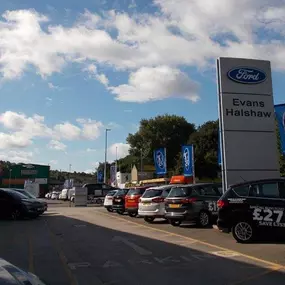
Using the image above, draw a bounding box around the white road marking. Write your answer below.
[112,236,152,256]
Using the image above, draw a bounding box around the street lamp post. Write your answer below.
[9,169,12,188]
[104,128,111,183]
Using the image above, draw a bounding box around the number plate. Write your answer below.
[142,202,151,205]
[115,199,121,202]
[128,199,135,202]
[169,204,181,208]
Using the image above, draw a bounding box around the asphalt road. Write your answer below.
[0,205,285,285]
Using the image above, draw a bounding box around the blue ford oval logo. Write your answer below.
[227,67,267,84]
[156,151,165,169]
[183,148,190,171]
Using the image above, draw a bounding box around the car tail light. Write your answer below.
[108,197,113,200]
[181,197,197,204]
[152,197,165,203]
[217,200,229,208]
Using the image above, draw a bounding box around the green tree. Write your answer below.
[127,114,196,172]
[188,120,219,179]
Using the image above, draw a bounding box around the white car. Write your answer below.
[138,185,182,223]
[103,189,118,212]
[51,191,59,200]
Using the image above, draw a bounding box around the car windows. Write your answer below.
[249,182,281,199]
[232,185,249,197]
[161,189,171,198]
[168,187,192,197]
[143,189,163,198]
[197,185,219,196]
[106,190,117,197]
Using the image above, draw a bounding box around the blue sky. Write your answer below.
[0,0,284,172]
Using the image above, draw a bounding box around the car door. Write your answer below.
[248,180,285,229]
[197,184,221,216]
[0,191,12,217]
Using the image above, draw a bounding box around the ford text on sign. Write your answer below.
[227,67,267,84]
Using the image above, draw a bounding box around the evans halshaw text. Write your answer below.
[226,99,271,118]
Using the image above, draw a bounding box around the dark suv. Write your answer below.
[217,178,285,243]
[112,189,129,214]
[165,183,222,227]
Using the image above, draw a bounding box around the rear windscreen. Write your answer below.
[168,187,192,198]
[143,189,163,198]
[117,189,128,196]
[106,190,117,197]
[127,188,145,195]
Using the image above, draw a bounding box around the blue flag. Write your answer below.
[275,104,285,155]
[182,145,194,176]
[153,148,167,175]
[97,170,104,183]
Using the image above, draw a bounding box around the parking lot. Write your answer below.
[1,202,285,285]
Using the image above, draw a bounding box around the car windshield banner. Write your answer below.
[275,103,285,155]
[182,145,194,176]
[153,148,167,175]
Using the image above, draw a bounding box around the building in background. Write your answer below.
[1,163,50,197]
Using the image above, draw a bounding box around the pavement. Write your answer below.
[0,203,285,285]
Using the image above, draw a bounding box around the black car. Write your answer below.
[112,189,129,214]
[0,189,44,220]
[217,178,285,243]
[165,183,222,227]
[12,188,48,214]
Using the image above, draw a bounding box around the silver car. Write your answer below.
[138,185,183,223]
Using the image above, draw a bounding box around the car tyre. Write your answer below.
[232,220,255,243]
[197,211,211,228]
[128,212,137,218]
[170,220,181,227]
[107,208,113,212]
[144,217,155,223]
[117,210,124,215]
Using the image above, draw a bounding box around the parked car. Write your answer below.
[45,192,51,199]
[103,189,119,212]
[51,191,60,200]
[112,189,129,214]
[0,257,47,284]
[12,188,48,214]
[0,189,45,220]
[139,185,182,223]
[217,178,285,243]
[165,183,222,227]
[125,186,150,217]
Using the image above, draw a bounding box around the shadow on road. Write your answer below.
[0,212,284,285]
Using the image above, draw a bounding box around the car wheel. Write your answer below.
[170,220,181,227]
[117,210,124,215]
[107,208,113,212]
[128,212,137,218]
[10,209,21,220]
[232,220,255,243]
[198,211,211,227]
[144,217,155,223]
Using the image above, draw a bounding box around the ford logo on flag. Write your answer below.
[227,67,266,84]
[183,148,190,171]
[156,151,165,169]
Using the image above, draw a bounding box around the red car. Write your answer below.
[125,186,150,217]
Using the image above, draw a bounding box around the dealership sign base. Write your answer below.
[217,57,280,191]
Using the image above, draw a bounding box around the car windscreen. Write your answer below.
[127,188,145,195]
[106,190,117,197]
[116,189,128,196]
[142,189,164,198]
[4,190,28,200]
[15,190,36,199]
[168,187,192,197]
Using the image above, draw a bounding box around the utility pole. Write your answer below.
[9,169,12,188]
[115,146,118,187]
[104,128,111,183]
[140,148,143,172]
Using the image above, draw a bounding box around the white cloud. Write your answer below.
[86,148,96,152]
[48,140,67,151]
[84,64,109,86]
[0,150,33,163]
[48,82,59,90]
[0,3,285,100]
[109,143,130,159]
[49,159,58,165]
[109,66,199,102]
[0,111,104,149]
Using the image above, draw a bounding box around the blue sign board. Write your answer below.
[153,148,167,175]
[97,171,103,183]
[182,145,194,176]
